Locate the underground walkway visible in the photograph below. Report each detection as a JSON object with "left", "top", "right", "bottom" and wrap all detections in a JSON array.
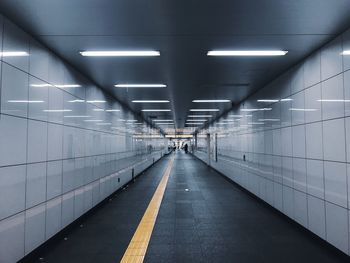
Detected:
[{"left": 21, "top": 152, "right": 348, "bottom": 263}]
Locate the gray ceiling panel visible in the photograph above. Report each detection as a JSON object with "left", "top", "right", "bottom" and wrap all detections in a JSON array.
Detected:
[{"left": 1, "top": 0, "right": 350, "bottom": 130}]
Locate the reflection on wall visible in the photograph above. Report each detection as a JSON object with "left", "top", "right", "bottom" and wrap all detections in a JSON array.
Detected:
[
  {"left": 195, "top": 29, "right": 350, "bottom": 255},
  {"left": 0, "top": 16, "right": 167, "bottom": 263}
]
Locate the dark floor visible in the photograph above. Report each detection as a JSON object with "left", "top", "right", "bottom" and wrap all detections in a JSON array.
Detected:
[{"left": 23, "top": 152, "right": 349, "bottom": 263}]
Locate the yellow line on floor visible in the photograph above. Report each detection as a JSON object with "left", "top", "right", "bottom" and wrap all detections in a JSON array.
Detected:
[{"left": 120, "top": 156, "right": 175, "bottom": 263}]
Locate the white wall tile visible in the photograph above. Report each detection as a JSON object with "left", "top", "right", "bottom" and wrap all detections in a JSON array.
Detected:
[
  {"left": 291, "top": 91, "right": 305, "bottom": 125},
  {"left": 282, "top": 157, "right": 293, "bottom": 187},
  {"left": 293, "top": 190, "right": 308, "bottom": 227},
  {"left": 293, "top": 158, "right": 307, "bottom": 192},
  {"left": 307, "top": 196, "right": 326, "bottom": 239},
  {"left": 346, "top": 117, "right": 350, "bottom": 163},
  {"left": 305, "top": 122, "right": 323, "bottom": 159},
  {"left": 29, "top": 39, "right": 49, "bottom": 82},
  {"left": 26, "top": 162, "right": 46, "bottom": 209},
  {"left": 321, "top": 36, "right": 343, "bottom": 80},
  {"left": 27, "top": 120, "right": 47, "bottom": 163},
  {"left": 47, "top": 123, "right": 63, "bottom": 161},
  {"left": 343, "top": 28, "right": 350, "bottom": 71},
  {"left": 45, "top": 196, "right": 61, "bottom": 239},
  {"left": 343, "top": 71, "right": 350, "bottom": 117},
  {"left": 282, "top": 186, "right": 294, "bottom": 218},
  {"left": 0, "top": 212, "right": 25, "bottom": 263},
  {"left": 304, "top": 84, "right": 322, "bottom": 123},
  {"left": 325, "top": 202, "right": 349, "bottom": 254},
  {"left": 281, "top": 127, "right": 292, "bottom": 156},
  {"left": 62, "top": 159, "right": 75, "bottom": 193},
  {"left": 2, "top": 19, "right": 29, "bottom": 71},
  {"left": 47, "top": 160, "right": 63, "bottom": 200},
  {"left": 324, "top": 161, "right": 347, "bottom": 208},
  {"left": 28, "top": 76, "right": 49, "bottom": 121},
  {"left": 304, "top": 51, "right": 321, "bottom": 88},
  {"left": 321, "top": 74, "right": 345, "bottom": 120},
  {"left": 0, "top": 165, "right": 26, "bottom": 220},
  {"left": 291, "top": 64, "right": 304, "bottom": 94},
  {"left": 306, "top": 159, "right": 324, "bottom": 199},
  {"left": 323, "top": 118, "right": 346, "bottom": 162},
  {"left": 1, "top": 63, "right": 28, "bottom": 118},
  {"left": 24, "top": 203, "right": 45, "bottom": 255},
  {"left": 292, "top": 125, "right": 306, "bottom": 158},
  {"left": 62, "top": 191, "right": 74, "bottom": 227},
  {"left": 0, "top": 115, "right": 27, "bottom": 166},
  {"left": 48, "top": 87, "right": 64, "bottom": 124}
]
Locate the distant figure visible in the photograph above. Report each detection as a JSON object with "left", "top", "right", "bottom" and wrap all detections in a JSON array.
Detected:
[{"left": 184, "top": 144, "right": 188, "bottom": 154}]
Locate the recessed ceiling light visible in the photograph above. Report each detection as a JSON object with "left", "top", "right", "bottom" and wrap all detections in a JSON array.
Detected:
[
  {"left": 132, "top": 100, "right": 170, "bottom": 103},
  {"left": 8, "top": 100, "right": 44, "bottom": 103},
  {"left": 142, "top": 109, "right": 171, "bottom": 112},
  {"left": 187, "top": 115, "right": 212, "bottom": 117},
  {"left": 80, "top": 51, "right": 160, "bottom": 57},
  {"left": 192, "top": 99, "right": 231, "bottom": 103},
  {"left": 153, "top": 119, "right": 173, "bottom": 122},
  {"left": 341, "top": 50, "right": 350, "bottom": 55},
  {"left": 84, "top": 119, "right": 103, "bottom": 122},
  {"left": 31, "top": 84, "right": 53, "bottom": 88},
  {"left": 190, "top": 109, "right": 219, "bottom": 112},
  {"left": 86, "top": 100, "right": 106, "bottom": 103},
  {"left": 115, "top": 84, "right": 166, "bottom": 88},
  {"left": 257, "top": 99, "right": 279, "bottom": 103},
  {"left": 289, "top": 108, "right": 317, "bottom": 112},
  {"left": 187, "top": 119, "right": 207, "bottom": 122},
  {"left": 43, "top": 109, "right": 72, "bottom": 112},
  {"left": 207, "top": 50, "right": 288, "bottom": 56},
  {"left": 280, "top": 98, "right": 293, "bottom": 102},
  {"left": 55, "top": 84, "right": 81, "bottom": 88},
  {"left": 93, "top": 109, "right": 104, "bottom": 111},
  {"left": 0, "top": 51, "right": 29, "bottom": 57},
  {"left": 105, "top": 109, "right": 121, "bottom": 112},
  {"left": 258, "top": 119, "right": 280, "bottom": 121},
  {"left": 317, "top": 99, "right": 350, "bottom": 102},
  {"left": 64, "top": 115, "right": 91, "bottom": 118},
  {"left": 68, "top": 99, "right": 85, "bottom": 103}
]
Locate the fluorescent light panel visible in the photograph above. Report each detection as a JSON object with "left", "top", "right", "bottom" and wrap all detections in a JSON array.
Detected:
[
  {"left": 44, "top": 109, "right": 72, "bottom": 112},
  {"left": 132, "top": 100, "right": 169, "bottom": 103},
  {"left": 142, "top": 109, "right": 171, "bottom": 112},
  {"left": 115, "top": 84, "right": 166, "bottom": 88},
  {"left": 341, "top": 50, "right": 350, "bottom": 55},
  {"left": 190, "top": 109, "right": 219, "bottom": 112},
  {"left": 8, "top": 100, "right": 44, "bottom": 103},
  {"left": 188, "top": 115, "right": 212, "bottom": 117},
  {"left": 207, "top": 50, "right": 288, "bottom": 56},
  {"left": 80, "top": 51, "right": 160, "bottom": 57},
  {"left": 192, "top": 99, "right": 230, "bottom": 103},
  {"left": 0, "top": 51, "right": 29, "bottom": 57},
  {"left": 257, "top": 99, "right": 279, "bottom": 103},
  {"left": 153, "top": 119, "right": 173, "bottom": 122}
]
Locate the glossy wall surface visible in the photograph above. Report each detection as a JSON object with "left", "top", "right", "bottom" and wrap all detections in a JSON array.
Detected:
[
  {"left": 0, "top": 16, "right": 167, "bottom": 263},
  {"left": 195, "top": 28, "right": 350, "bottom": 255}
]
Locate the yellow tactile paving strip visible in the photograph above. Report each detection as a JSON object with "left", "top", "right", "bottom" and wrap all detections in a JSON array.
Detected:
[{"left": 120, "top": 156, "right": 175, "bottom": 263}]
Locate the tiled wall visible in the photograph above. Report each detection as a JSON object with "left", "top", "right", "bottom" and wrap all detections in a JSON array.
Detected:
[
  {"left": 195, "top": 28, "right": 350, "bottom": 255},
  {"left": 0, "top": 16, "right": 167, "bottom": 263}
]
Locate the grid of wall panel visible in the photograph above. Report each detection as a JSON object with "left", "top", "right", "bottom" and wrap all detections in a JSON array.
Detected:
[
  {"left": 195, "top": 28, "right": 350, "bottom": 255},
  {"left": 0, "top": 16, "right": 167, "bottom": 263}
]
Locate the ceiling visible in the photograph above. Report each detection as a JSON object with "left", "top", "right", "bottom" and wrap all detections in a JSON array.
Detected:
[{"left": 1, "top": 0, "right": 350, "bottom": 131}]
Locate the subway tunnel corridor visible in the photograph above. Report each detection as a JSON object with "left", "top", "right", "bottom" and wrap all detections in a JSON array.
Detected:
[{"left": 0, "top": 1, "right": 350, "bottom": 262}]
